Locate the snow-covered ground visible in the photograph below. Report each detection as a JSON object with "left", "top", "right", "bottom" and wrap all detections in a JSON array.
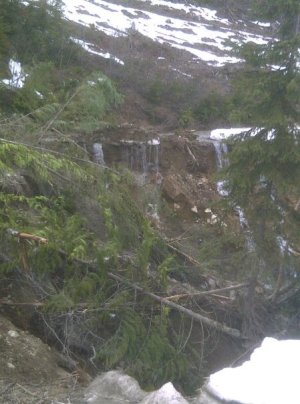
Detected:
[
  {"left": 210, "top": 127, "right": 252, "bottom": 140},
  {"left": 204, "top": 337, "right": 300, "bottom": 404},
  {"left": 71, "top": 38, "right": 125, "bottom": 65},
  {"left": 62, "top": 0, "right": 271, "bottom": 67}
]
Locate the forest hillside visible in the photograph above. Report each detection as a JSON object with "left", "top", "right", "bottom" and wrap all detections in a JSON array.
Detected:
[{"left": 1, "top": 1, "right": 300, "bottom": 403}]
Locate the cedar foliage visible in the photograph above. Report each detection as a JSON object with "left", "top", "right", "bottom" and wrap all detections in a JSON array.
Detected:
[
  {"left": 0, "top": 138, "right": 196, "bottom": 391},
  {"left": 225, "top": 0, "right": 300, "bottom": 290},
  {"left": 0, "top": 1, "right": 196, "bottom": 391}
]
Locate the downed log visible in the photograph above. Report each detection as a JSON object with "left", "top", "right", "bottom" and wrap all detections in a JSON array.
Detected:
[
  {"left": 107, "top": 272, "right": 242, "bottom": 339},
  {"left": 165, "top": 282, "right": 249, "bottom": 301},
  {"left": 0, "top": 300, "right": 44, "bottom": 307},
  {"left": 7, "top": 243, "right": 241, "bottom": 338},
  {"left": 55, "top": 250, "right": 242, "bottom": 338}
]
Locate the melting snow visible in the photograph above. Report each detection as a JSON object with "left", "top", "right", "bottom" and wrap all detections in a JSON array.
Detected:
[
  {"left": 170, "top": 67, "right": 193, "bottom": 78},
  {"left": 35, "top": 90, "right": 44, "bottom": 99},
  {"left": 72, "top": 37, "right": 124, "bottom": 65},
  {"left": 206, "top": 337, "right": 300, "bottom": 404},
  {"left": 252, "top": 20, "right": 271, "bottom": 28},
  {"left": 2, "top": 59, "right": 27, "bottom": 88},
  {"left": 210, "top": 127, "right": 251, "bottom": 140},
  {"left": 62, "top": 0, "right": 270, "bottom": 66},
  {"left": 148, "top": 138, "right": 160, "bottom": 145}
]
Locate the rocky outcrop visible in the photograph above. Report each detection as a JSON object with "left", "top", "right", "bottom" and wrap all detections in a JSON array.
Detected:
[{"left": 90, "top": 131, "right": 217, "bottom": 220}]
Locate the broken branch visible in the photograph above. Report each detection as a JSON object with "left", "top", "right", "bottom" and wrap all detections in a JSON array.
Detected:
[
  {"left": 107, "top": 271, "right": 242, "bottom": 338},
  {"left": 8, "top": 229, "right": 48, "bottom": 244},
  {"left": 165, "top": 283, "right": 249, "bottom": 301}
]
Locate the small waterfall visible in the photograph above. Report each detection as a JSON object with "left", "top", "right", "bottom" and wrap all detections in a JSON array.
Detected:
[
  {"left": 120, "top": 138, "right": 162, "bottom": 224},
  {"left": 147, "top": 138, "right": 160, "bottom": 173},
  {"left": 212, "top": 137, "right": 298, "bottom": 289},
  {"left": 146, "top": 139, "right": 161, "bottom": 225},
  {"left": 93, "top": 143, "right": 105, "bottom": 166},
  {"left": 121, "top": 139, "right": 160, "bottom": 175},
  {"left": 212, "top": 140, "right": 255, "bottom": 252},
  {"left": 213, "top": 141, "right": 228, "bottom": 170},
  {"left": 213, "top": 141, "right": 229, "bottom": 197}
]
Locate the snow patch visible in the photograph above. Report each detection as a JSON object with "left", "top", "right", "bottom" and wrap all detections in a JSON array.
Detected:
[
  {"left": 147, "top": 138, "right": 160, "bottom": 145},
  {"left": 205, "top": 337, "right": 300, "bottom": 404},
  {"left": 210, "top": 127, "right": 251, "bottom": 140},
  {"left": 2, "top": 59, "right": 27, "bottom": 89},
  {"left": 62, "top": 0, "right": 270, "bottom": 66},
  {"left": 71, "top": 37, "right": 124, "bottom": 65}
]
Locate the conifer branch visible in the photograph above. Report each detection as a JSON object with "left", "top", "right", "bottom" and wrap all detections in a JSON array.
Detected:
[
  {"left": 56, "top": 250, "right": 242, "bottom": 338},
  {"left": 107, "top": 272, "right": 242, "bottom": 339}
]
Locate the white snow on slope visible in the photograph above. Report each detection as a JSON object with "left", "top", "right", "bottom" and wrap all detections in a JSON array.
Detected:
[
  {"left": 62, "top": 0, "right": 270, "bottom": 66},
  {"left": 205, "top": 337, "right": 300, "bottom": 404},
  {"left": 2, "top": 59, "right": 27, "bottom": 88},
  {"left": 72, "top": 37, "right": 124, "bottom": 65},
  {"left": 210, "top": 127, "right": 251, "bottom": 140}
]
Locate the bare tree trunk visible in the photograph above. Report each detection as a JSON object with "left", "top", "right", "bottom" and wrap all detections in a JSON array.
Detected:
[{"left": 108, "top": 272, "right": 242, "bottom": 338}]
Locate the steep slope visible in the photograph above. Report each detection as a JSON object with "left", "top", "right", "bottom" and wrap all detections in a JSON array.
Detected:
[
  {"left": 55, "top": 0, "right": 273, "bottom": 128},
  {"left": 64, "top": 0, "right": 271, "bottom": 67}
]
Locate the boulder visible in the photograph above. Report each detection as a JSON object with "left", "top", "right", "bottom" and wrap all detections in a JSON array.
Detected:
[
  {"left": 141, "top": 382, "right": 189, "bottom": 404},
  {"left": 84, "top": 370, "right": 188, "bottom": 404},
  {"left": 84, "top": 371, "right": 147, "bottom": 403}
]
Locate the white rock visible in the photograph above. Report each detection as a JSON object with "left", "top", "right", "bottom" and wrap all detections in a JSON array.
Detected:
[
  {"left": 141, "top": 382, "right": 189, "bottom": 404},
  {"left": 84, "top": 370, "right": 146, "bottom": 403},
  {"left": 8, "top": 330, "right": 19, "bottom": 338},
  {"left": 7, "top": 362, "right": 15, "bottom": 369},
  {"left": 210, "top": 214, "right": 218, "bottom": 224}
]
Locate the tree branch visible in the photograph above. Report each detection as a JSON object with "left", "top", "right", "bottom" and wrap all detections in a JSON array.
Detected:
[
  {"left": 165, "top": 282, "right": 249, "bottom": 301},
  {"left": 107, "top": 272, "right": 242, "bottom": 338}
]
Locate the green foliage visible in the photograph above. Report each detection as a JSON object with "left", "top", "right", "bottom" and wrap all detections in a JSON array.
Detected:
[
  {"left": 0, "top": 0, "right": 80, "bottom": 66},
  {"left": 60, "top": 72, "right": 122, "bottom": 133},
  {"left": 11, "top": 62, "right": 59, "bottom": 112},
  {"left": 0, "top": 0, "right": 122, "bottom": 127},
  {"left": 227, "top": 128, "right": 300, "bottom": 204},
  {"left": 194, "top": 92, "right": 231, "bottom": 124},
  {"left": 97, "top": 308, "right": 189, "bottom": 390},
  {"left": 100, "top": 175, "right": 145, "bottom": 250},
  {"left": 223, "top": 0, "right": 300, "bottom": 284},
  {"left": 145, "top": 80, "right": 164, "bottom": 104},
  {"left": 45, "top": 291, "right": 75, "bottom": 313},
  {"left": 0, "top": 135, "right": 196, "bottom": 391},
  {"left": 0, "top": 141, "right": 91, "bottom": 185},
  {"left": 157, "top": 255, "right": 174, "bottom": 289},
  {"left": 197, "top": 226, "right": 245, "bottom": 279},
  {"left": 179, "top": 108, "right": 194, "bottom": 128},
  {"left": 136, "top": 221, "right": 156, "bottom": 277},
  {"left": 253, "top": 0, "right": 300, "bottom": 39}
]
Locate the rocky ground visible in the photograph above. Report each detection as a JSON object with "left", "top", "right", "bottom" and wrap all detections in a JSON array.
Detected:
[{"left": 0, "top": 315, "right": 87, "bottom": 403}]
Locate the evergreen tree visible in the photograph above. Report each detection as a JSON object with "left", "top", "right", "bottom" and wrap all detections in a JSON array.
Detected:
[{"left": 226, "top": 0, "right": 300, "bottom": 309}]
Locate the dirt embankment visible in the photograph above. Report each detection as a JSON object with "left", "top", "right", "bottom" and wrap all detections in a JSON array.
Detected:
[{"left": 0, "top": 314, "right": 89, "bottom": 403}]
